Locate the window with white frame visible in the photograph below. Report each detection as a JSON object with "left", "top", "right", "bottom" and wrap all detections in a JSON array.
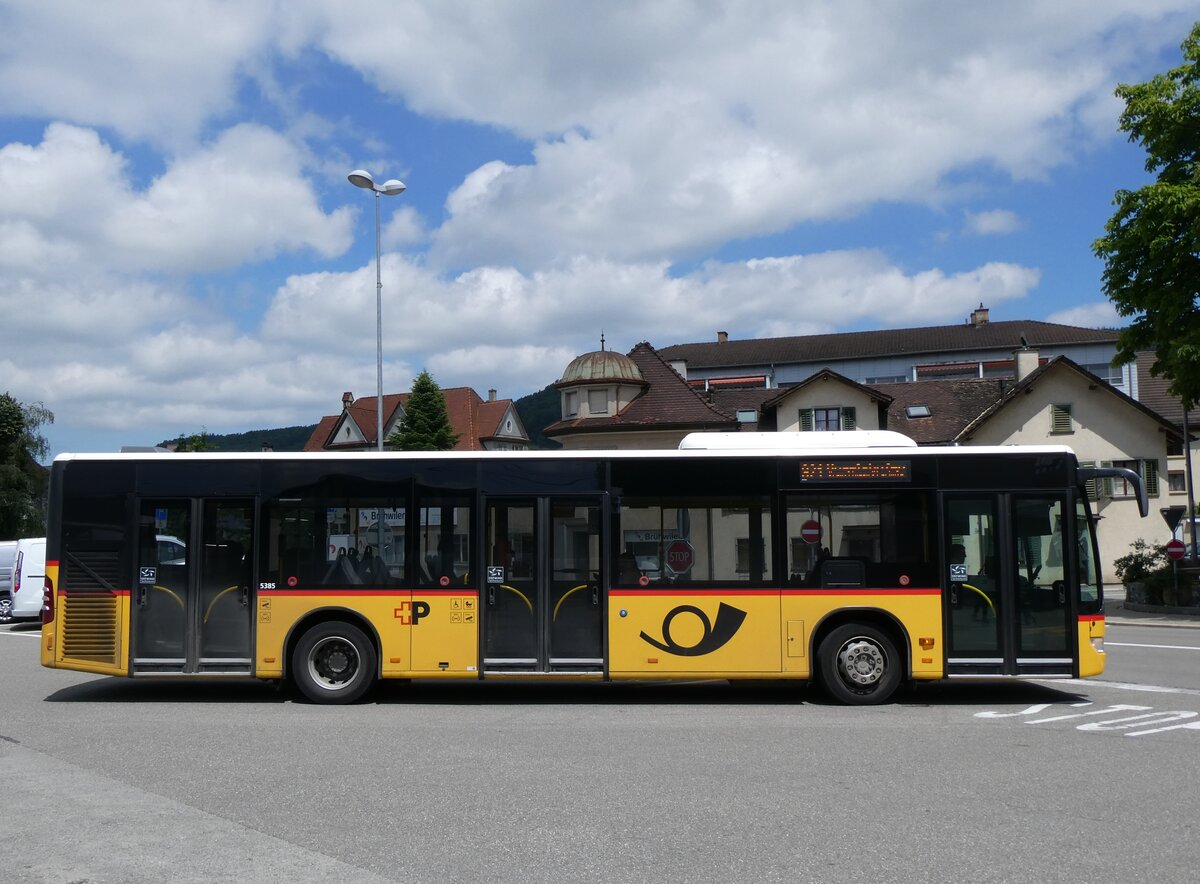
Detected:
[{"left": 1169, "top": 471, "right": 1187, "bottom": 494}]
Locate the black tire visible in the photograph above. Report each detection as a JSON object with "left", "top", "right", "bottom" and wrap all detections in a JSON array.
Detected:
[
  {"left": 816, "top": 623, "right": 902, "bottom": 705},
  {"left": 292, "top": 621, "right": 377, "bottom": 704}
]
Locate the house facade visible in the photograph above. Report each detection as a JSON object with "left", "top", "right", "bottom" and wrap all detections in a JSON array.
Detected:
[
  {"left": 305, "top": 387, "right": 530, "bottom": 452},
  {"left": 546, "top": 335, "right": 1181, "bottom": 579}
]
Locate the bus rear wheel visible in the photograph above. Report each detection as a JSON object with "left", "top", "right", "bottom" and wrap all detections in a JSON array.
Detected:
[
  {"left": 292, "top": 621, "right": 377, "bottom": 704},
  {"left": 817, "top": 623, "right": 902, "bottom": 705}
]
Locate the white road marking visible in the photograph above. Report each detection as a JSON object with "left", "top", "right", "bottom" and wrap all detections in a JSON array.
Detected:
[
  {"left": 1048, "top": 678, "right": 1200, "bottom": 697},
  {"left": 1107, "top": 641, "right": 1200, "bottom": 651}
]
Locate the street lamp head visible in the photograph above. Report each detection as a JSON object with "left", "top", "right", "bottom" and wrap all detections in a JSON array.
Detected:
[
  {"left": 379, "top": 179, "right": 407, "bottom": 196},
  {"left": 348, "top": 169, "right": 376, "bottom": 190}
]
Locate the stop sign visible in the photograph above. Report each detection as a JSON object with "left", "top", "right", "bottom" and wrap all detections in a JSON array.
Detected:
[
  {"left": 1166, "top": 538, "right": 1186, "bottom": 560},
  {"left": 799, "top": 519, "right": 822, "bottom": 544},
  {"left": 665, "top": 539, "right": 695, "bottom": 575}
]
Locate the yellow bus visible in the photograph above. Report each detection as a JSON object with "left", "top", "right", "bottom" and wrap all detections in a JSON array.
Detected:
[{"left": 39, "top": 432, "right": 1145, "bottom": 704}]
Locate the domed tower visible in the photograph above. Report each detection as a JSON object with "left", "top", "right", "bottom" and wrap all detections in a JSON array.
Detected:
[{"left": 555, "top": 339, "right": 648, "bottom": 422}]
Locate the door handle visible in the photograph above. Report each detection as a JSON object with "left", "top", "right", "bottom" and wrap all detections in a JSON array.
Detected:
[
  {"left": 240, "top": 583, "right": 249, "bottom": 607},
  {"left": 137, "top": 585, "right": 147, "bottom": 607},
  {"left": 591, "top": 583, "right": 599, "bottom": 606},
  {"left": 487, "top": 585, "right": 495, "bottom": 606}
]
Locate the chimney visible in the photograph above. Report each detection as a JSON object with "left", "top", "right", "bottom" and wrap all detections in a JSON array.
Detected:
[
  {"left": 342, "top": 391, "right": 354, "bottom": 408},
  {"left": 970, "top": 304, "right": 990, "bottom": 327},
  {"left": 1015, "top": 347, "right": 1039, "bottom": 381},
  {"left": 717, "top": 331, "right": 729, "bottom": 343},
  {"left": 488, "top": 389, "right": 497, "bottom": 402}
]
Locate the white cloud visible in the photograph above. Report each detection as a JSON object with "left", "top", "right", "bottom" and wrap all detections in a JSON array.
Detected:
[
  {"left": 0, "top": 123, "right": 354, "bottom": 276},
  {"left": 964, "top": 209, "right": 1022, "bottom": 236},
  {"left": 1047, "top": 301, "right": 1123, "bottom": 328}
]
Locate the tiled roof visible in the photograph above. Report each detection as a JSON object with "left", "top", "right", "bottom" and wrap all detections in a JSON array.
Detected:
[
  {"left": 302, "top": 415, "right": 340, "bottom": 452},
  {"left": 545, "top": 342, "right": 737, "bottom": 437},
  {"left": 660, "top": 320, "right": 1120, "bottom": 370},
  {"left": 873, "top": 379, "right": 1009, "bottom": 444},
  {"left": 305, "top": 388, "right": 524, "bottom": 451}
]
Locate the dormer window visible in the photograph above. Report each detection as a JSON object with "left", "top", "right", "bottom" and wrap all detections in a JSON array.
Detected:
[{"left": 565, "top": 391, "right": 579, "bottom": 417}]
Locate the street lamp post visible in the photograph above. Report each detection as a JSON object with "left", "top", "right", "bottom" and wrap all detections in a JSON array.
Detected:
[{"left": 347, "top": 169, "right": 406, "bottom": 452}]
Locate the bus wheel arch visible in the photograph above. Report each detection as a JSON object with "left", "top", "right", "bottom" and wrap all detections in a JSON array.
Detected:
[
  {"left": 287, "top": 611, "right": 380, "bottom": 704},
  {"left": 812, "top": 612, "right": 908, "bottom": 705}
]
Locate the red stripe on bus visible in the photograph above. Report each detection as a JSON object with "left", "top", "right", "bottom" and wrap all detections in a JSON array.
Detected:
[
  {"left": 260, "top": 589, "right": 415, "bottom": 597},
  {"left": 610, "top": 588, "right": 779, "bottom": 598},
  {"left": 609, "top": 587, "right": 939, "bottom": 598},
  {"left": 1078, "top": 614, "right": 1104, "bottom": 622}
]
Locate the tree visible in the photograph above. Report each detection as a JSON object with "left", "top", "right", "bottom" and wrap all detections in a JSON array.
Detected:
[
  {"left": 169, "top": 428, "right": 216, "bottom": 452},
  {"left": 387, "top": 371, "right": 461, "bottom": 451},
  {"left": 0, "top": 393, "right": 54, "bottom": 538},
  {"left": 1094, "top": 21, "right": 1200, "bottom": 406}
]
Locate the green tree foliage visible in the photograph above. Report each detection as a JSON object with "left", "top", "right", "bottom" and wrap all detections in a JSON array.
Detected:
[
  {"left": 1094, "top": 21, "right": 1200, "bottom": 405},
  {"left": 169, "top": 428, "right": 216, "bottom": 452},
  {"left": 388, "top": 371, "right": 461, "bottom": 451},
  {"left": 514, "top": 384, "right": 563, "bottom": 449},
  {"left": 0, "top": 393, "right": 54, "bottom": 538}
]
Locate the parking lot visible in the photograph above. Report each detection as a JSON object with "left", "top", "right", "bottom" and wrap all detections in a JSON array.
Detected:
[{"left": 4, "top": 619, "right": 1200, "bottom": 883}]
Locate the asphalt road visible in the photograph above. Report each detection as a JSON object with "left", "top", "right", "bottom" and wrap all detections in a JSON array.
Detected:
[{"left": 3, "top": 620, "right": 1200, "bottom": 883}]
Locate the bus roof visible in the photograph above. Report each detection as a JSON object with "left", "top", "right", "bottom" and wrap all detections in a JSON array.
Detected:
[{"left": 52, "top": 434, "right": 1078, "bottom": 464}]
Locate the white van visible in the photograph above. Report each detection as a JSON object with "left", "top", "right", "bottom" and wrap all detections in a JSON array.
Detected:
[
  {"left": 10, "top": 537, "right": 46, "bottom": 621},
  {"left": 0, "top": 540, "right": 17, "bottom": 622}
]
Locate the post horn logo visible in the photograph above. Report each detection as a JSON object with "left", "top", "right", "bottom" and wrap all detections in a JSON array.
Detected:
[{"left": 639, "top": 602, "right": 747, "bottom": 657}]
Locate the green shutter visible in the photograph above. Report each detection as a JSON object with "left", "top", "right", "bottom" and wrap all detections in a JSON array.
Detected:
[
  {"left": 799, "top": 408, "right": 814, "bottom": 432},
  {"left": 1143, "top": 458, "right": 1160, "bottom": 497},
  {"left": 1080, "top": 460, "right": 1098, "bottom": 500},
  {"left": 842, "top": 406, "right": 856, "bottom": 430},
  {"left": 1051, "top": 404, "right": 1072, "bottom": 434}
]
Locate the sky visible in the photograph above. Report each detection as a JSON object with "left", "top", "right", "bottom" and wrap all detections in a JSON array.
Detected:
[{"left": 1, "top": 1, "right": 1196, "bottom": 460}]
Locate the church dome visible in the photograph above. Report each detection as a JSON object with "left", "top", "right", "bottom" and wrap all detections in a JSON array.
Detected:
[{"left": 557, "top": 350, "right": 644, "bottom": 385}]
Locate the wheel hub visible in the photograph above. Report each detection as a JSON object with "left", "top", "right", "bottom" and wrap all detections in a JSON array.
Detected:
[{"left": 838, "top": 639, "right": 885, "bottom": 686}]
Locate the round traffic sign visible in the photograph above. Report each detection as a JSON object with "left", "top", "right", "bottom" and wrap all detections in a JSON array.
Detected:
[
  {"left": 1166, "top": 538, "right": 1186, "bottom": 560},
  {"left": 665, "top": 539, "right": 695, "bottom": 575},
  {"left": 799, "top": 519, "right": 822, "bottom": 544}
]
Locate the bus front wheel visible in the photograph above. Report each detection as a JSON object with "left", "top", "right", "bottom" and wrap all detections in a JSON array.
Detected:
[
  {"left": 817, "top": 624, "right": 902, "bottom": 705},
  {"left": 292, "top": 621, "right": 377, "bottom": 704}
]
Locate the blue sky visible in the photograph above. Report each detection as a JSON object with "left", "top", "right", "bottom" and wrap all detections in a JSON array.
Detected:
[{"left": 1, "top": 1, "right": 1195, "bottom": 459}]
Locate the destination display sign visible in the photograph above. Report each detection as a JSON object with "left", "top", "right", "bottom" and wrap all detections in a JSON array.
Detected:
[{"left": 796, "top": 459, "right": 912, "bottom": 483}]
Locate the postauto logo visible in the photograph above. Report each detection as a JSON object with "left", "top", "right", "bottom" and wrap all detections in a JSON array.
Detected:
[{"left": 639, "top": 603, "right": 747, "bottom": 657}]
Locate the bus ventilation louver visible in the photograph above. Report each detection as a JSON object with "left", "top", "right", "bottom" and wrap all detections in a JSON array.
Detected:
[{"left": 61, "top": 593, "right": 120, "bottom": 665}]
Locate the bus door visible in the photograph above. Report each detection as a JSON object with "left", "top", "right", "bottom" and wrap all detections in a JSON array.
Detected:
[
  {"left": 944, "top": 493, "right": 1073, "bottom": 677},
  {"left": 133, "top": 498, "right": 255, "bottom": 674},
  {"left": 482, "top": 497, "right": 604, "bottom": 673}
]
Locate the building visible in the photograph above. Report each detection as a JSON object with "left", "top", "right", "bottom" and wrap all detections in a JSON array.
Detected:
[
  {"left": 305, "top": 387, "right": 530, "bottom": 452},
  {"left": 546, "top": 334, "right": 1182, "bottom": 578}
]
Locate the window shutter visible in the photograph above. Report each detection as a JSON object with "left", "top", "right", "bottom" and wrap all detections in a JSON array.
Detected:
[
  {"left": 842, "top": 406, "right": 857, "bottom": 430},
  {"left": 1143, "top": 458, "right": 1160, "bottom": 497},
  {"left": 1080, "top": 460, "right": 1099, "bottom": 500},
  {"left": 799, "top": 408, "right": 814, "bottom": 432},
  {"left": 1051, "top": 404, "right": 1073, "bottom": 434},
  {"left": 1100, "top": 460, "right": 1114, "bottom": 498}
]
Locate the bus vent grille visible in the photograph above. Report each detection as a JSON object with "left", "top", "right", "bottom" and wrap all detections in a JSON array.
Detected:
[
  {"left": 62, "top": 594, "right": 120, "bottom": 665},
  {"left": 63, "top": 550, "right": 123, "bottom": 592}
]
